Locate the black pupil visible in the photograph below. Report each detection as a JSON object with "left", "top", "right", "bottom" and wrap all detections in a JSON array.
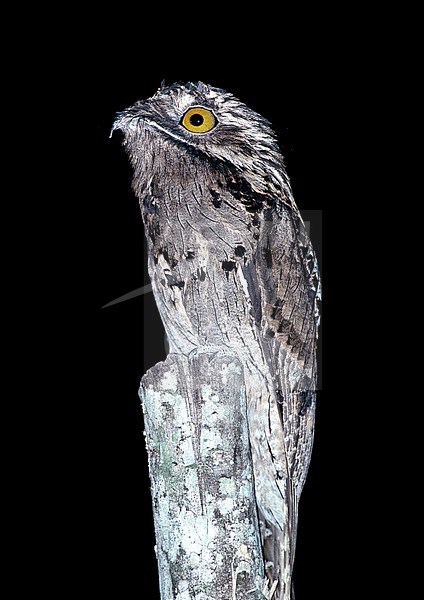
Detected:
[{"left": 189, "top": 113, "right": 204, "bottom": 127}]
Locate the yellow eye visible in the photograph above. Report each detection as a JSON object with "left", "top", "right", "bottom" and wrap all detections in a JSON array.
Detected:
[{"left": 181, "top": 107, "right": 217, "bottom": 133}]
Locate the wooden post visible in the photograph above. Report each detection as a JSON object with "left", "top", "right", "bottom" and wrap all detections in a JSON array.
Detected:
[{"left": 140, "top": 351, "right": 275, "bottom": 600}]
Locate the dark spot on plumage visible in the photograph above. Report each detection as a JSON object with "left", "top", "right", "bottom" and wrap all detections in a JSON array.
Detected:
[
  {"left": 251, "top": 214, "right": 260, "bottom": 227},
  {"left": 221, "top": 260, "right": 236, "bottom": 280},
  {"left": 209, "top": 188, "right": 221, "bottom": 208},
  {"left": 221, "top": 260, "right": 236, "bottom": 272},
  {"left": 253, "top": 232, "right": 260, "bottom": 240},
  {"left": 165, "top": 273, "right": 185, "bottom": 289},
  {"left": 315, "top": 292, "right": 322, "bottom": 309},
  {"left": 226, "top": 181, "right": 242, "bottom": 201},
  {"left": 186, "top": 251, "right": 195, "bottom": 260},
  {"left": 244, "top": 202, "right": 263, "bottom": 214},
  {"left": 226, "top": 178, "right": 267, "bottom": 213},
  {"left": 234, "top": 245, "right": 246, "bottom": 257},
  {"left": 275, "top": 317, "right": 304, "bottom": 354},
  {"left": 277, "top": 319, "right": 286, "bottom": 334}
]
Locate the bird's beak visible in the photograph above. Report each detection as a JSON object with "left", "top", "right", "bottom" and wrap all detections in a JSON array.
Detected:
[
  {"left": 110, "top": 113, "right": 132, "bottom": 138},
  {"left": 110, "top": 104, "right": 151, "bottom": 139}
]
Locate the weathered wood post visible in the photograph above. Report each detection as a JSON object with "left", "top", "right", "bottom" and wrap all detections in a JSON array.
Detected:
[{"left": 140, "top": 352, "right": 274, "bottom": 600}]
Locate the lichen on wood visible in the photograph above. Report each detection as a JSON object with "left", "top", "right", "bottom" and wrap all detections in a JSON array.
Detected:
[{"left": 140, "top": 351, "right": 275, "bottom": 599}]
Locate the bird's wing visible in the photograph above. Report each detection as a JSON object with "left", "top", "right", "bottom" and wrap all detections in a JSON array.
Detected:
[
  {"left": 241, "top": 202, "right": 321, "bottom": 497},
  {"left": 238, "top": 200, "right": 320, "bottom": 596}
]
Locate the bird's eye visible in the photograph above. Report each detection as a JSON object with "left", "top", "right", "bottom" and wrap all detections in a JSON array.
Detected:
[{"left": 181, "top": 107, "right": 217, "bottom": 133}]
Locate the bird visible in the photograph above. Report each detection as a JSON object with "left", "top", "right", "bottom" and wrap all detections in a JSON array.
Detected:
[{"left": 112, "top": 81, "right": 321, "bottom": 599}]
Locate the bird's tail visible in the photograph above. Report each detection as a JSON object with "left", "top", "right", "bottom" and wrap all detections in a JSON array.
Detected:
[{"left": 259, "top": 490, "right": 298, "bottom": 600}]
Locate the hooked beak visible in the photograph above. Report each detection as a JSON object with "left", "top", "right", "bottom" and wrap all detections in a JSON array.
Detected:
[{"left": 110, "top": 102, "right": 151, "bottom": 138}]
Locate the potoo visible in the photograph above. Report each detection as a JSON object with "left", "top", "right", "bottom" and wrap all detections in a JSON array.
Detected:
[{"left": 113, "top": 82, "right": 321, "bottom": 599}]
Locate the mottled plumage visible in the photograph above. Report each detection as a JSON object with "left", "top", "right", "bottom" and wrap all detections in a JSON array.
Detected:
[{"left": 113, "top": 82, "right": 321, "bottom": 599}]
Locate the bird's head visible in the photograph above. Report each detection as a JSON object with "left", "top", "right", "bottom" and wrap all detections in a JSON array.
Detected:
[{"left": 112, "top": 81, "right": 290, "bottom": 196}]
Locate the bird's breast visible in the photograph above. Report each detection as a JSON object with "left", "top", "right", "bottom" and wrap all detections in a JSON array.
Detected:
[{"left": 142, "top": 184, "right": 262, "bottom": 358}]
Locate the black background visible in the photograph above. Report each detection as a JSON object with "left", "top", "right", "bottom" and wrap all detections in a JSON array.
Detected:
[{"left": 30, "top": 35, "right": 364, "bottom": 600}]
